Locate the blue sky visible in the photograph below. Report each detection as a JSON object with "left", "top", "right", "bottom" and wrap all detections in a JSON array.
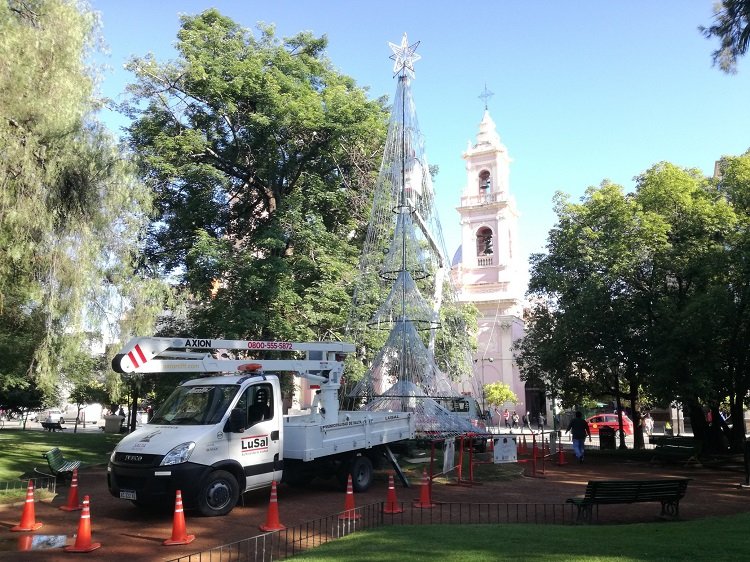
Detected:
[{"left": 90, "top": 1, "right": 750, "bottom": 268}]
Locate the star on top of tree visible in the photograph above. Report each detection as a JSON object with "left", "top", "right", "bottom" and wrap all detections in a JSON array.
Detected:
[{"left": 389, "top": 33, "right": 421, "bottom": 78}]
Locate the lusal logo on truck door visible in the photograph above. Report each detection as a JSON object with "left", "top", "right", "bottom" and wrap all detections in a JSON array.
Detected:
[{"left": 242, "top": 434, "right": 269, "bottom": 454}]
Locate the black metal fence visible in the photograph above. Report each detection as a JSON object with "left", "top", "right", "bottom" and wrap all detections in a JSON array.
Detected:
[
  {"left": 166, "top": 501, "right": 577, "bottom": 562},
  {"left": 0, "top": 475, "right": 57, "bottom": 498}
]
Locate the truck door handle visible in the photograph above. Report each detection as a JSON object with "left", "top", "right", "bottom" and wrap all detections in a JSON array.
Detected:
[{"left": 271, "top": 430, "right": 279, "bottom": 441}]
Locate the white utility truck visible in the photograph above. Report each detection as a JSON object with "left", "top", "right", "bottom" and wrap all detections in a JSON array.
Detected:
[{"left": 108, "top": 337, "right": 415, "bottom": 516}]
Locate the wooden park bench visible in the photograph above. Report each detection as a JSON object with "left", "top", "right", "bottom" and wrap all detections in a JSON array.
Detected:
[
  {"left": 41, "top": 421, "right": 65, "bottom": 432},
  {"left": 35, "top": 447, "right": 81, "bottom": 484},
  {"left": 566, "top": 478, "right": 690, "bottom": 523},
  {"left": 650, "top": 436, "right": 700, "bottom": 466}
]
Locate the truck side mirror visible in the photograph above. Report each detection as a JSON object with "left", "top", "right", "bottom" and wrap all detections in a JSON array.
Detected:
[{"left": 226, "top": 408, "right": 247, "bottom": 433}]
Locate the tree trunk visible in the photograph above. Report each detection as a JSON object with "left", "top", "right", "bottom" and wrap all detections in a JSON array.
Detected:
[
  {"left": 615, "top": 386, "right": 627, "bottom": 450},
  {"left": 729, "top": 391, "right": 747, "bottom": 453},
  {"left": 628, "top": 385, "right": 644, "bottom": 450},
  {"left": 686, "top": 400, "right": 708, "bottom": 454},
  {"left": 706, "top": 405, "right": 729, "bottom": 454}
]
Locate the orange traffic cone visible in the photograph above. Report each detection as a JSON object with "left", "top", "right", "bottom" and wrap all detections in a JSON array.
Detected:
[
  {"left": 522, "top": 435, "right": 528, "bottom": 454},
  {"left": 65, "top": 495, "right": 101, "bottom": 552},
  {"left": 10, "top": 480, "right": 42, "bottom": 531},
  {"left": 163, "top": 490, "right": 195, "bottom": 545},
  {"left": 59, "top": 468, "right": 82, "bottom": 511},
  {"left": 413, "top": 469, "right": 436, "bottom": 509},
  {"left": 338, "top": 474, "right": 361, "bottom": 520},
  {"left": 383, "top": 473, "right": 403, "bottom": 514},
  {"left": 259, "top": 481, "right": 286, "bottom": 531},
  {"left": 557, "top": 440, "right": 568, "bottom": 466}
]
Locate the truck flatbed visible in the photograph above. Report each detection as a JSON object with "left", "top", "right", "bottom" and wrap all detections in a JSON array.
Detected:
[{"left": 283, "top": 411, "right": 414, "bottom": 461}]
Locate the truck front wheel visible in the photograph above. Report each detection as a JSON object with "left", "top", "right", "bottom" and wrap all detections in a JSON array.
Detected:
[
  {"left": 197, "top": 470, "right": 239, "bottom": 516},
  {"left": 350, "top": 456, "right": 373, "bottom": 493}
]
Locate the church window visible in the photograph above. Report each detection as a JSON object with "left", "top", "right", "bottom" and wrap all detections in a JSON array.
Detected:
[
  {"left": 476, "top": 227, "right": 494, "bottom": 265},
  {"left": 478, "top": 170, "right": 491, "bottom": 201}
]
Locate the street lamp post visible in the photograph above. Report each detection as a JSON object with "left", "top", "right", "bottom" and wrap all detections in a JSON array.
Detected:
[{"left": 474, "top": 357, "right": 494, "bottom": 414}]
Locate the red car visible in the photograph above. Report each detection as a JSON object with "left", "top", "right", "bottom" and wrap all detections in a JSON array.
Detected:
[{"left": 586, "top": 413, "right": 633, "bottom": 436}]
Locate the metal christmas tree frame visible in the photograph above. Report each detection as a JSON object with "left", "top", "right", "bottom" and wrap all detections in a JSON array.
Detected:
[{"left": 346, "top": 34, "right": 482, "bottom": 438}]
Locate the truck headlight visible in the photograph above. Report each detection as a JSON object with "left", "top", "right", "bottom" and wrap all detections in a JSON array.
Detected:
[{"left": 160, "top": 442, "right": 195, "bottom": 466}]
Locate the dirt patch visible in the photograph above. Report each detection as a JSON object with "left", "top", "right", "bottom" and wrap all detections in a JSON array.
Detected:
[{"left": 1, "top": 454, "right": 749, "bottom": 561}]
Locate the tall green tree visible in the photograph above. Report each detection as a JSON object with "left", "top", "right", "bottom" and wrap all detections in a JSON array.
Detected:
[
  {"left": 680, "top": 151, "right": 750, "bottom": 450},
  {"left": 701, "top": 0, "right": 750, "bottom": 73},
  {"left": 520, "top": 182, "right": 670, "bottom": 449},
  {"left": 634, "top": 163, "right": 736, "bottom": 449},
  {"left": 0, "top": 0, "right": 164, "bottom": 402},
  {"left": 123, "top": 10, "right": 388, "bottom": 344},
  {"left": 520, "top": 161, "right": 749, "bottom": 452}
]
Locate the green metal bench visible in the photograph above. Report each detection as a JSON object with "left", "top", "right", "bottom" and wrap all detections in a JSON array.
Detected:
[
  {"left": 566, "top": 478, "right": 690, "bottom": 523},
  {"left": 651, "top": 436, "right": 700, "bottom": 466},
  {"left": 41, "top": 421, "right": 64, "bottom": 432},
  {"left": 36, "top": 447, "right": 81, "bottom": 484}
]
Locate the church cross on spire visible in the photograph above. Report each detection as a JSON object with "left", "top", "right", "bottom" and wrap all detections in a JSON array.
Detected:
[{"left": 479, "top": 83, "right": 494, "bottom": 110}]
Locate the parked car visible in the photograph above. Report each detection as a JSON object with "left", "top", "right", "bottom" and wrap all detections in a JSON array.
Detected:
[
  {"left": 33, "top": 409, "right": 66, "bottom": 424},
  {"left": 586, "top": 413, "right": 633, "bottom": 436}
]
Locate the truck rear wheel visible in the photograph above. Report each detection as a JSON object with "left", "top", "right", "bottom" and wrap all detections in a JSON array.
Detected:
[
  {"left": 350, "top": 456, "right": 373, "bottom": 493},
  {"left": 197, "top": 470, "right": 239, "bottom": 516}
]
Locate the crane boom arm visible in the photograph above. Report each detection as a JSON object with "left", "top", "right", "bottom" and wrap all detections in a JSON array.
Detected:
[{"left": 112, "top": 337, "right": 354, "bottom": 376}]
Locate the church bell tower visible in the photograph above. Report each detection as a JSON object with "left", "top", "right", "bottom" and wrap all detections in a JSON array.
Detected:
[{"left": 452, "top": 98, "right": 530, "bottom": 417}]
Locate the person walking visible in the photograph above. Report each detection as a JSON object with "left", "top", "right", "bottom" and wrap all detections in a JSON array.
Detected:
[
  {"left": 566, "top": 411, "right": 591, "bottom": 463},
  {"left": 644, "top": 413, "right": 654, "bottom": 437},
  {"left": 511, "top": 411, "right": 519, "bottom": 432},
  {"left": 503, "top": 408, "right": 510, "bottom": 430},
  {"left": 537, "top": 411, "right": 545, "bottom": 432},
  {"left": 523, "top": 411, "right": 533, "bottom": 434}
]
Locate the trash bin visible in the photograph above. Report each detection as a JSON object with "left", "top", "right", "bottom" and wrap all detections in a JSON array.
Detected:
[{"left": 599, "top": 426, "right": 616, "bottom": 450}]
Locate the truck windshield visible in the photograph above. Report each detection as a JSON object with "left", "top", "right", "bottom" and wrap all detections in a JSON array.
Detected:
[{"left": 149, "top": 384, "right": 239, "bottom": 425}]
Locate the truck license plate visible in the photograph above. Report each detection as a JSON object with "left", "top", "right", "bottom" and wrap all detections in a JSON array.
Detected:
[{"left": 119, "top": 490, "right": 137, "bottom": 500}]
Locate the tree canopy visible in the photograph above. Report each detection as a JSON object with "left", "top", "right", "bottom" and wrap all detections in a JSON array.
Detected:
[
  {"left": 701, "top": 0, "right": 750, "bottom": 73},
  {"left": 0, "top": 0, "right": 164, "bottom": 405},
  {"left": 123, "top": 10, "right": 388, "bottom": 346},
  {"left": 518, "top": 155, "right": 750, "bottom": 451},
  {"left": 483, "top": 382, "right": 518, "bottom": 409}
]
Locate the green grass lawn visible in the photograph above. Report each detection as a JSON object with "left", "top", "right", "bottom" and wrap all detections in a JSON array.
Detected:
[
  {"left": 0, "top": 429, "right": 122, "bottom": 481},
  {"left": 293, "top": 514, "right": 750, "bottom": 561}
]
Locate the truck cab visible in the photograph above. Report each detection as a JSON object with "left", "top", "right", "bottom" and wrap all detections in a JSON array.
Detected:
[
  {"left": 434, "top": 395, "right": 488, "bottom": 430},
  {"left": 108, "top": 373, "right": 284, "bottom": 516},
  {"left": 433, "top": 395, "right": 490, "bottom": 451}
]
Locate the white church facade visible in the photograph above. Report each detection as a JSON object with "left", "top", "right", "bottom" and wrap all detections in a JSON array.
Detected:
[{"left": 451, "top": 109, "right": 544, "bottom": 423}]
